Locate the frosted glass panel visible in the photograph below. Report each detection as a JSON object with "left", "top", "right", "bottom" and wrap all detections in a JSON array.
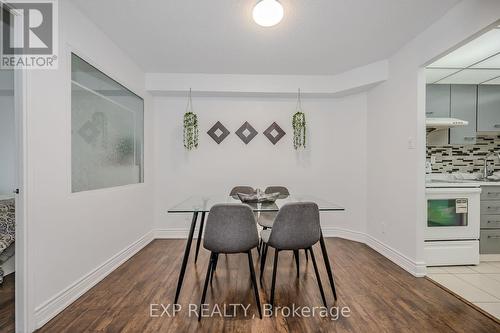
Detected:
[{"left": 71, "top": 54, "right": 144, "bottom": 192}]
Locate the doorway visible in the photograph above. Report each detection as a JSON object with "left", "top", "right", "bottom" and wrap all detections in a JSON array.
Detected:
[
  {"left": 0, "top": 68, "right": 16, "bottom": 332},
  {"left": 424, "top": 23, "right": 500, "bottom": 321}
]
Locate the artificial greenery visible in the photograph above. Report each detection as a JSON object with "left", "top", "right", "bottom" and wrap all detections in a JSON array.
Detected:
[
  {"left": 116, "top": 136, "right": 135, "bottom": 163},
  {"left": 292, "top": 111, "right": 306, "bottom": 149},
  {"left": 183, "top": 88, "right": 199, "bottom": 150},
  {"left": 292, "top": 88, "right": 306, "bottom": 149},
  {"left": 183, "top": 111, "right": 199, "bottom": 150}
]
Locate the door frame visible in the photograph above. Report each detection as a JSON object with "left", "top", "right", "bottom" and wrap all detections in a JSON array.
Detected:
[
  {"left": 14, "top": 66, "right": 30, "bottom": 333},
  {"left": 1, "top": 0, "right": 30, "bottom": 330}
]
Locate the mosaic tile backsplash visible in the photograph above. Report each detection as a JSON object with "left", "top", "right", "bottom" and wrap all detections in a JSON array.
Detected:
[{"left": 427, "top": 135, "right": 500, "bottom": 173}]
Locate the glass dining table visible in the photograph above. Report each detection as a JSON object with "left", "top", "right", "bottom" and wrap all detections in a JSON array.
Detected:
[{"left": 168, "top": 194, "right": 345, "bottom": 304}]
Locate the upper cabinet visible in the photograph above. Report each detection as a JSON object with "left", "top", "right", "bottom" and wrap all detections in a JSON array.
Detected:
[
  {"left": 478, "top": 85, "right": 500, "bottom": 132},
  {"left": 450, "top": 85, "right": 477, "bottom": 145},
  {"left": 426, "top": 84, "right": 450, "bottom": 118}
]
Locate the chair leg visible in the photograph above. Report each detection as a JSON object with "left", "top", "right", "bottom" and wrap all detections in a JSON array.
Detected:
[
  {"left": 247, "top": 250, "right": 262, "bottom": 319},
  {"left": 260, "top": 243, "right": 268, "bottom": 286},
  {"left": 305, "top": 249, "right": 309, "bottom": 261},
  {"left": 308, "top": 247, "right": 327, "bottom": 308},
  {"left": 210, "top": 253, "right": 219, "bottom": 283},
  {"left": 293, "top": 249, "right": 300, "bottom": 278},
  {"left": 199, "top": 252, "right": 215, "bottom": 321},
  {"left": 270, "top": 249, "right": 279, "bottom": 309}
]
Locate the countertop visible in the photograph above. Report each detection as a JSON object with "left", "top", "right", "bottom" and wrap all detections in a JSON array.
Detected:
[{"left": 426, "top": 179, "right": 500, "bottom": 188}]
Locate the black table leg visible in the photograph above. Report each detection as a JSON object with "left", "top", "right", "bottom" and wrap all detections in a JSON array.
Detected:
[
  {"left": 174, "top": 211, "right": 199, "bottom": 304},
  {"left": 194, "top": 211, "right": 206, "bottom": 263},
  {"left": 319, "top": 231, "right": 338, "bottom": 301}
]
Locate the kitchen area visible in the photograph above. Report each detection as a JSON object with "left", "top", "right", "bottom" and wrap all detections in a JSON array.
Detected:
[{"left": 424, "top": 25, "right": 500, "bottom": 320}]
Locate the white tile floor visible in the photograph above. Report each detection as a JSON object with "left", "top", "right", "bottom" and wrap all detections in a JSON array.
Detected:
[{"left": 427, "top": 262, "right": 500, "bottom": 320}]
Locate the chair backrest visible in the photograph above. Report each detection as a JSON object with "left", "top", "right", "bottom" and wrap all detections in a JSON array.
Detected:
[
  {"left": 229, "top": 186, "right": 255, "bottom": 196},
  {"left": 265, "top": 186, "right": 290, "bottom": 197},
  {"left": 268, "top": 202, "right": 320, "bottom": 250},
  {"left": 204, "top": 204, "right": 259, "bottom": 253}
]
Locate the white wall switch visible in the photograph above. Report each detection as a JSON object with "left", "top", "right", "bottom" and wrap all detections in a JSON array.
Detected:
[{"left": 407, "top": 137, "right": 416, "bottom": 149}]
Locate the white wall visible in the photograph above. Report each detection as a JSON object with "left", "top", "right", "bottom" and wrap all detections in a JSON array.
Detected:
[
  {"left": 0, "top": 70, "right": 15, "bottom": 195},
  {"left": 154, "top": 93, "right": 367, "bottom": 238},
  {"left": 366, "top": 0, "right": 500, "bottom": 276},
  {"left": 26, "top": 1, "right": 154, "bottom": 329}
]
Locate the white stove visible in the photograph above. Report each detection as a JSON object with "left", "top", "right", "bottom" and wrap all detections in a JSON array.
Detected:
[{"left": 425, "top": 183, "right": 481, "bottom": 266}]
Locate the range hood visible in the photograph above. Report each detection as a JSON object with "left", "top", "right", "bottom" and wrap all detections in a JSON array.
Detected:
[{"left": 426, "top": 118, "right": 468, "bottom": 130}]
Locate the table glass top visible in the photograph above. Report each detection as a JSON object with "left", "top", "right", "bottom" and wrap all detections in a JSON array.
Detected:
[{"left": 168, "top": 195, "right": 345, "bottom": 213}]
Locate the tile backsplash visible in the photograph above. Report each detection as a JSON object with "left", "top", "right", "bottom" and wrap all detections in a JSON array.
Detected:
[{"left": 427, "top": 135, "right": 500, "bottom": 173}]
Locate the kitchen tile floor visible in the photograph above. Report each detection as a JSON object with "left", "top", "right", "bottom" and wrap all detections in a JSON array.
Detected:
[{"left": 427, "top": 262, "right": 500, "bottom": 320}]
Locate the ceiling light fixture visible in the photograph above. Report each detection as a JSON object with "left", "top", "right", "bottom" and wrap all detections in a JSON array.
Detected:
[{"left": 252, "top": 0, "right": 284, "bottom": 27}]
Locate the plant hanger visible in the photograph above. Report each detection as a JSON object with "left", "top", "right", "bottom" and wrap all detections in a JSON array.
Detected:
[
  {"left": 292, "top": 88, "right": 306, "bottom": 150},
  {"left": 183, "top": 88, "right": 199, "bottom": 150}
]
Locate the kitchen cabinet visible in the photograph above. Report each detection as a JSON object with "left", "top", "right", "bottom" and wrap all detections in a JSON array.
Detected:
[
  {"left": 426, "top": 84, "right": 450, "bottom": 118},
  {"left": 478, "top": 85, "right": 500, "bottom": 132},
  {"left": 450, "top": 85, "right": 477, "bottom": 145},
  {"left": 480, "top": 185, "right": 500, "bottom": 254}
]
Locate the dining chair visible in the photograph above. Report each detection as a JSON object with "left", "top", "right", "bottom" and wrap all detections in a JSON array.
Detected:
[
  {"left": 229, "top": 186, "right": 255, "bottom": 197},
  {"left": 258, "top": 186, "right": 287, "bottom": 255},
  {"left": 259, "top": 202, "right": 327, "bottom": 310},
  {"left": 257, "top": 187, "right": 309, "bottom": 259},
  {"left": 199, "top": 204, "right": 262, "bottom": 321},
  {"left": 264, "top": 186, "right": 290, "bottom": 197},
  {"left": 257, "top": 186, "right": 289, "bottom": 230},
  {"left": 194, "top": 186, "right": 256, "bottom": 264}
]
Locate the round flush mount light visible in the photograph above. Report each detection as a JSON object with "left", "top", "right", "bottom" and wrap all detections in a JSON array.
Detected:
[{"left": 252, "top": 0, "right": 284, "bottom": 27}]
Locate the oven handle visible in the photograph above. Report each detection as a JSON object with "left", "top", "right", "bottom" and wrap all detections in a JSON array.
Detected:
[{"left": 487, "top": 235, "right": 500, "bottom": 239}]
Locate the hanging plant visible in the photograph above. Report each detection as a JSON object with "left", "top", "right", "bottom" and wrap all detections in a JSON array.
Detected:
[
  {"left": 183, "top": 89, "right": 199, "bottom": 150},
  {"left": 292, "top": 89, "right": 306, "bottom": 149}
]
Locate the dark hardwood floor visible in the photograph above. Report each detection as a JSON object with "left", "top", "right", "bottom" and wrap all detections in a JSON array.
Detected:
[
  {"left": 37, "top": 238, "right": 499, "bottom": 332},
  {"left": 0, "top": 273, "right": 15, "bottom": 333}
]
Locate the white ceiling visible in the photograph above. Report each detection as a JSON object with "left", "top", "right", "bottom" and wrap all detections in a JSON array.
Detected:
[
  {"left": 426, "top": 27, "right": 500, "bottom": 84},
  {"left": 70, "top": 0, "right": 459, "bottom": 75}
]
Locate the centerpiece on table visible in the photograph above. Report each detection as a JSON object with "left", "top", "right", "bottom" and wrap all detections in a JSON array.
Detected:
[{"left": 237, "top": 188, "right": 280, "bottom": 203}]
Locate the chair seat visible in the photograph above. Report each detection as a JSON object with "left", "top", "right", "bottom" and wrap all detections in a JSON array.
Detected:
[
  {"left": 257, "top": 212, "right": 276, "bottom": 228},
  {"left": 260, "top": 229, "right": 271, "bottom": 243}
]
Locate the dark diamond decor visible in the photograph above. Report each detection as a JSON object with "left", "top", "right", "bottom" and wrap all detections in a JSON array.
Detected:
[
  {"left": 207, "top": 121, "right": 230, "bottom": 144},
  {"left": 235, "top": 121, "right": 258, "bottom": 144},
  {"left": 263, "top": 122, "right": 286, "bottom": 145}
]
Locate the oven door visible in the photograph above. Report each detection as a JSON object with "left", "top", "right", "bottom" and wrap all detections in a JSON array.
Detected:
[{"left": 425, "top": 187, "right": 481, "bottom": 241}]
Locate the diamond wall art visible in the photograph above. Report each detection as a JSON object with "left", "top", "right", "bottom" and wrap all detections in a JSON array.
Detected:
[
  {"left": 235, "top": 121, "right": 258, "bottom": 144},
  {"left": 207, "top": 121, "right": 230, "bottom": 144},
  {"left": 263, "top": 122, "right": 286, "bottom": 145}
]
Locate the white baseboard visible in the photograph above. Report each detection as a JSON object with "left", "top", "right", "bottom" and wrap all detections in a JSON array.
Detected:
[
  {"left": 321, "top": 226, "right": 367, "bottom": 243},
  {"left": 480, "top": 254, "right": 500, "bottom": 262},
  {"left": 155, "top": 227, "right": 366, "bottom": 242},
  {"left": 155, "top": 227, "right": 201, "bottom": 239},
  {"left": 365, "top": 235, "right": 426, "bottom": 277},
  {"left": 34, "top": 230, "right": 155, "bottom": 329},
  {"left": 153, "top": 227, "right": 424, "bottom": 276}
]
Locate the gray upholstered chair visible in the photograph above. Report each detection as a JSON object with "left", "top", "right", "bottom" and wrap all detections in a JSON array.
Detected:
[
  {"left": 229, "top": 186, "right": 255, "bottom": 197},
  {"left": 264, "top": 186, "right": 290, "bottom": 197},
  {"left": 257, "top": 187, "right": 305, "bottom": 257},
  {"left": 199, "top": 204, "right": 262, "bottom": 320},
  {"left": 258, "top": 186, "right": 290, "bottom": 229},
  {"left": 259, "top": 202, "right": 327, "bottom": 309}
]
